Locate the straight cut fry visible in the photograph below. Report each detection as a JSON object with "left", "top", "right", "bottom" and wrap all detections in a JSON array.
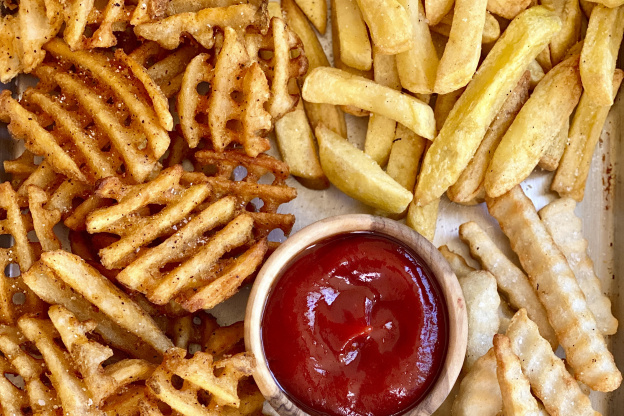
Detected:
[
  {"left": 431, "top": 10, "right": 501, "bottom": 44},
  {"left": 487, "top": 0, "right": 531, "bottom": 19},
  {"left": 406, "top": 198, "right": 439, "bottom": 242},
  {"left": 386, "top": 124, "right": 427, "bottom": 194},
  {"left": 425, "top": 0, "right": 454, "bottom": 25},
  {"left": 356, "top": 0, "right": 413, "bottom": 54},
  {"left": 294, "top": 0, "right": 327, "bottom": 33},
  {"left": 302, "top": 67, "right": 436, "bottom": 139},
  {"left": 542, "top": 0, "right": 582, "bottom": 65},
  {"left": 434, "top": 0, "right": 488, "bottom": 94},
  {"left": 487, "top": 186, "right": 621, "bottom": 392},
  {"left": 579, "top": 4, "right": 624, "bottom": 106},
  {"left": 506, "top": 309, "right": 600, "bottom": 416},
  {"left": 539, "top": 198, "right": 618, "bottom": 335},
  {"left": 484, "top": 54, "right": 582, "bottom": 198},
  {"left": 459, "top": 221, "right": 557, "bottom": 349},
  {"left": 415, "top": 7, "right": 561, "bottom": 206},
  {"left": 552, "top": 70, "right": 624, "bottom": 200},
  {"left": 538, "top": 118, "right": 569, "bottom": 171},
  {"left": 333, "top": 0, "right": 372, "bottom": 71},
  {"left": 395, "top": 0, "right": 438, "bottom": 94}
]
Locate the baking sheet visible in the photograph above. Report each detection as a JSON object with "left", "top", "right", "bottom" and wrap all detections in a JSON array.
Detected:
[{"left": 0, "top": 5, "right": 622, "bottom": 415}]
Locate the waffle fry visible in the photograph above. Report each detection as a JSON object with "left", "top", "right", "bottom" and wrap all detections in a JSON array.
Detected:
[
  {"left": 487, "top": 186, "right": 621, "bottom": 392},
  {"left": 134, "top": 1, "right": 269, "bottom": 49},
  {"left": 245, "top": 17, "right": 308, "bottom": 119},
  {"left": 0, "top": 355, "right": 30, "bottom": 415},
  {"left": 178, "top": 28, "right": 272, "bottom": 156}
]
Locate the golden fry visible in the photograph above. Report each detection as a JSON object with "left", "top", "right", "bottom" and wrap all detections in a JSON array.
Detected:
[
  {"left": 294, "top": 0, "right": 327, "bottom": 33},
  {"left": 356, "top": 0, "right": 413, "bottom": 54},
  {"left": 333, "top": 0, "right": 372, "bottom": 71}
]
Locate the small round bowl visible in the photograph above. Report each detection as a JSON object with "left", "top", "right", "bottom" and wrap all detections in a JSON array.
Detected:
[{"left": 244, "top": 214, "right": 467, "bottom": 416}]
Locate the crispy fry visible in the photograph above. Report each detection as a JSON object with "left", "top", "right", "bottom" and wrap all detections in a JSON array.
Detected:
[
  {"left": 364, "top": 52, "right": 401, "bottom": 166},
  {"left": 303, "top": 67, "right": 436, "bottom": 139},
  {"left": 493, "top": 334, "right": 543, "bottom": 416},
  {"left": 527, "top": 59, "right": 545, "bottom": 89},
  {"left": 539, "top": 198, "right": 618, "bottom": 335},
  {"left": 415, "top": 7, "right": 561, "bottom": 206},
  {"left": 434, "top": 0, "right": 488, "bottom": 94},
  {"left": 0, "top": 17, "right": 22, "bottom": 83},
  {"left": 425, "top": 0, "right": 454, "bottom": 26},
  {"left": 448, "top": 72, "right": 530, "bottom": 204},
  {"left": 484, "top": 54, "right": 582, "bottom": 198},
  {"left": 487, "top": 186, "right": 621, "bottom": 392},
  {"left": 498, "top": 301, "right": 515, "bottom": 334},
  {"left": 538, "top": 117, "right": 569, "bottom": 171},
  {"left": 316, "top": 125, "right": 414, "bottom": 213},
  {"left": 395, "top": 0, "right": 438, "bottom": 94},
  {"left": 406, "top": 197, "right": 439, "bottom": 242},
  {"left": 579, "top": 4, "right": 624, "bottom": 106},
  {"left": 294, "top": 0, "right": 327, "bottom": 32},
  {"left": 356, "top": 0, "right": 413, "bottom": 54},
  {"left": 333, "top": 0, "right": 372, "bottom": 71},
  {"left": 433, "top": 87, "right": 464, "bottom": 131},
  {"left": 487, "top": 0, "right": 531, "bottom": 19},
  {"left": 542, "top": 0, "right": 582, "bottom": 65},
  {"left": 438, "top": 245, "right": 475, "bottom": 278},
  {"left": 386, "top": 124, "right": 426, "bottom": 195},
  {"left": 452, "top": 349, "right": 502, "bottom": 416},
  {"left": 552, "top": 70, "right": 624, "bottom": 200},
  {"left": 430, "top": 10, "right": 501, "bottom": 44},
  {"left": 460, "top": 270, "right": 500, "bottom": 371},
  {"left": 459, "top": 221, "right": 558, "bottom": 349},
  {"left": 27, "top": 185, "right": 61, "bottom": 252},
  {"left": 506, "top": 309, "right": 600, "bottom": 416}
]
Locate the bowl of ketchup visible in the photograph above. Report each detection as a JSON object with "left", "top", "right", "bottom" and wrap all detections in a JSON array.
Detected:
[{"left": 245, "top": 214, "right": 467, "bottom": 416}]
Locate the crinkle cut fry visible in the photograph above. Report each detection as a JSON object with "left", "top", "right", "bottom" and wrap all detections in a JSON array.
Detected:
[
  {"left": 452, "top": 349, "right": 502, "bottom": 416},
  {"left": 178, "top": 27, "right": 272, "bottom": 157},
  {"left": 245, "top": 17, "right": 309, "bottom": 119},
  {"left": 486, "top": 186, "right": 621, "bottom": 392}
]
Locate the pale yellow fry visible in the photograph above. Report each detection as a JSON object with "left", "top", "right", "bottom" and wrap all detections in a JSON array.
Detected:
[
  {"left": 282, "top": 0, "right": 347, "bottom": 137},
  {"left": 425, "top": 0, "right": 454, "bottom": 25},
  {"left": 294, "top": 0, "right": 327, "bottom": 33},
  {"left": 364, "top": 52, "right": 400, "bottom": 166},
  {"left": 386, "top": 125, "right": 427, "bottom": 193},
  {"left": 487, "top": 0, "right": 531, "bottom": 19},
  {"left": 539, "top": 198, "right": 618, "bottom": 335},
  {"left": 406, "top": 198, "right": 439, "bottom": 242},
  {"left": 484, "top": 54, "right": 582, "bottom": 198},
  {"left": 487, "top": 186, "right": 621, "bottom": 392},
  {"left": 333, "top": 0, "right": 372, "bottom": 71},
  {"left": 275, "top": 99, "right": 328, "bottom": 189},
  {"left": 552, "top": 70, "right": 623, "bottom": 200},
  {"left": 434, "top": 0, "right": 488, "bottom": 94},
  {"left": 542, "top": 0, "right": 582, "bottom": 65},
  {"left": 590, "top": 0, "right": 624, "bottom": 6},
  {"left": 356, "top": 0, "right": 413, "bottom": 54},
  {"left": 415, "top": 7, "right": 561, "bottom": 206},
  {"left": 527, "top": 59, "right": 545, "bottom": 89},
  {"left": 460, "top": 270, "right": 500, "bottom": 371},
  {"left": 438, "top": 245, "right": 475, "bottom": 278},
  {"left": 494, "top": 334, "right": 543, "bottom": 416},
  {"left": 431, "top": 10, "right": 501, "bottom": 44},
  {"left": 580, "top": 4, "right": 624, "bottom": 106},
  {"left": 303, "top": 67, "right": 436, "bottom": 139},
  {"left": 40, "top": 251, "right": 174, "bottom": 355},
  {"left": 506, "top": 309, "right": 600, "bottom": 416},
  {"left": 459, "top": 221, "right": 558, "bottom": 349},
  {"left": 268, "top": 1, "right": 282, "bottom": 18},
  {"left": 433, "top": 87, "right": 464, "bottom": 131},
  {"left": 396, "top": 0, "right": 438, "bottom": 94},
  {"left": 538, "top": 117, "right": 569, "bottom": 171},
  {"left": 448, "top": 72, "right": 530, "bottom": 205},
  {"left": 536, "top": 46, "right": 553, "bottom": 73},
  {"left": 452, "top": 349, "right": 502, "bottom": 416},
  {"left": 316, "top": 125, "right": 413, "bottom": 213}
]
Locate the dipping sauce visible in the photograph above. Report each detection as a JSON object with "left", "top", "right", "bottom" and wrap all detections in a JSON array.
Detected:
[{"left": 262, "top": 232, "right": 448, "bottom": 416}]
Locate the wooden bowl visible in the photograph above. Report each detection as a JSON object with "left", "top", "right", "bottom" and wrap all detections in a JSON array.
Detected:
[{"left": 244, "top": 214, "right": 467, "bottom": 416}]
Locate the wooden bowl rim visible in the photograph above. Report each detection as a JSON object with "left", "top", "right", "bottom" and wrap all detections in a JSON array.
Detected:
[{"left": 244, "top": 214, "right": 467, "bottom": 416}]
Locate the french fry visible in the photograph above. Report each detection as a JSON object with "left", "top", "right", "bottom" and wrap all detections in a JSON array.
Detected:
[
  {"left": 433, "top": 87, "right": 464, "bottom": 131},
  {"left": 451, "top": 349, "right": 502, "bottom": 416},
  {"left": 542, "top": 0, "right": 582, "bottom": 65},
  {"left": 425, "top": 0, "right": 454, "bottom": 25},
  {"left": 448, "top": 72, "right": 530, "bottom": 204},
  {"left": 493, "top": 334, "right": 544, "bottom": 416},
  {"left": 487, "top": 0, "right": 531, "bottom": 19},
  {"left": 580, "top": 0, "right": 594, "bottom": 17},
  {"left": 579, "top": 4, "right": 624, "bottom": 106},
  {"left": 415, "top": 6, "right": 561, "bottom": 206},
  {"left": 538, "top": 117, "right": 569, "bottom": 171},
  {"left": 487, "top": 186, "right": 621, "bottom": 392},
  {"left": 431, "top": 10, "right": 501, "bottom": 44},
  {"left": 294, "top": 0, "right": 327, "bottom": 33},
  {"left": 316, "top": 125, "right": 414, "bottom": 213},
  {"left": 282, "top": 0, "right": 347, "bottom": 137},
  {"left": 506, "top": 309, "right": 600, "bottom": 416},
  {"left": 539, "top": 198, "right": 618, "bottom": 335},
  {"left": 498, "top": 301, "right": 515, "bottom": 334},
  {"left": 527, "top": 59, "right": 545, "bottom": 89},
  {"left": 332, "top": 0, "right": 372, "bottom": 71},
  {"left": 386, "top": 125, "right": 427, "bottom": 195},
  {"left": 395, "top": 0, "right": 439, "bottom": 94},
  {"left": 582, "top": 0, "right": 623, "bottom": 12},
  {"left": 552, "top": 70, "right": 624, "bottom": 200},
  {"left": 536, "top": 46, "right": 553, "bottom": 73},
  {"left": 459, "top": 221, "right": 558, "bottom": 349},
  {"left": 406, "top": 197, "right": 439, "bottom": 242},
  {"left": 356, "top": 0, "right": 413, "bottom": 54},
  {"left": 438, "top": 245, "right": 475, "bottom": 278},
  {"left": 364, "top": 52, "right": 401, "bottom": 166},
  {"left": 434, "top": 0, "right": 489, "bottom": 94},
  {"left": 302, "top": 67, "right": 436, "bottom": 139},
  {"left": 459, "top": 270, "right": 500, "bottom": 371},
  {"left": 484, "top": 54, "right": 582, "bottom": 198}
]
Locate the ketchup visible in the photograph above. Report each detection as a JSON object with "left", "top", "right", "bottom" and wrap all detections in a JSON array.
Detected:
[{"left": 262, "top": 232, "right": 448, "bottom": 416}]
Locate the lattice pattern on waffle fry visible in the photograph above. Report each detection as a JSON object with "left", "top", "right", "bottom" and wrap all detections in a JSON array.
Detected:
[
  {"left": 245, "top": 17, "right": 308, "bottom": 119},
  {"left": 133, "top": 0, "right": 269, "bottom": 50},
  {"left": 178, "top": 27, "right": 272, "bottom": 157}
]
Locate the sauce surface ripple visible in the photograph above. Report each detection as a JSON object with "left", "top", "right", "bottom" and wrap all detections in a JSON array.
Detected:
[{"left": 262, "top": 232, "right": 448, "bottom": 416}]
